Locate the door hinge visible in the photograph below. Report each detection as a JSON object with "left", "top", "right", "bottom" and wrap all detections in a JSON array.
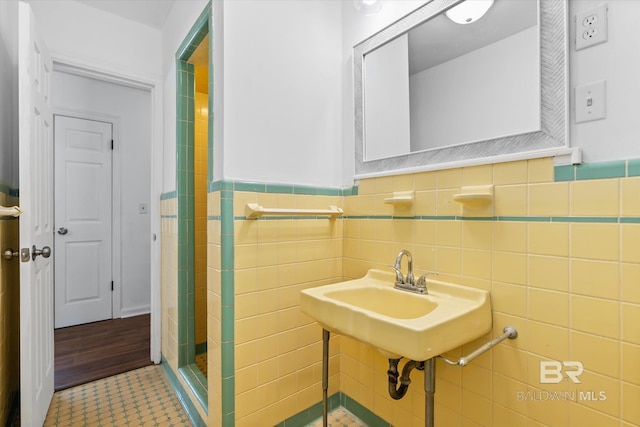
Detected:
[
  {"left": 111, "top": 281, "right": 114, "bottom": 291},
  {"left": 111, "top": 139, "right": 114, "bottom": 150}
]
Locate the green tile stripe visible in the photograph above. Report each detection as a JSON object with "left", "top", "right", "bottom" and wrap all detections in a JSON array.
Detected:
[
  {"left": 176, "top": 3, "right": 211, "bottom": 61},
  {"left": 628, "top": 159, "right": 640, "bottom": 176},
  {"left": 274, "top": 392, "right": 390, "bottom": 427},
  {"left": 174, "top": 1, "right": 211, "bottom": 422},
  {"left": 161, "top": 358, "right": 207, "bottom": 427},
  {"left": 342, "top": 215, "right": 640, "bottom": 224},
  {"left": 161, "top": 215, "right": 178, "bottom": 219},
  {"left": 161, "top": 191, "right": 177, "bottom": 200},
  {"left": 220, "top": 186, "right": 235, "bottom": 425},
  {"left": 554, "top": 158, "right": 640, "bottom": 181},
  {"left": 209, "top": 179, "right": 357, "bottom": 196}
]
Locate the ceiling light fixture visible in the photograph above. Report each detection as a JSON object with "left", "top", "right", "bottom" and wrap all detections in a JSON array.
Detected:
[
  {"left": 446, "top": 0, "right": 495, "bottom": 25},
  {"left": 353, "top": 0, "right": 382, "bottom": 15}
]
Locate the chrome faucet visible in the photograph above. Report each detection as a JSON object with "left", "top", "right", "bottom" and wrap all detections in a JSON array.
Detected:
[
  {"left": 392, "top": 249, "right": 438, "bottom": 295},
  {"left": 393, "top": 249, "right": 414, "bottom": 286}
]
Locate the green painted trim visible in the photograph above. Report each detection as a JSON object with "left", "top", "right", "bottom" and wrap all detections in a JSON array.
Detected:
[
  {"left": 179, "top": 365, "right": 208, "bottom": 414},
  {"left": 621, "top": 217, "right": 640, "bottom": 223},
  {"left": 554, "top": 165, "right": 575, "bottom": 182},
  {"left": 161, "top": 215, "right": 178, "bottom": 219},
  {"left": 161, "top": 191, "right": 177, "bottom": 200},
  {"left": 161, "top": 358, "right": 207, "bottom": 427},
  {"left": 273, "top": 392, "right": 391, "bottom": 427},
  {"left": 575, "top": 160, "right": 626, "bottom": 180}
]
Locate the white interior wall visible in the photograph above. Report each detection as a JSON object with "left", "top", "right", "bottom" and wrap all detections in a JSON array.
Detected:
[
  {"left": 160, "top": 0, "right": 209, "bottom": 192},
  {"left": 221, "top": 0, "right": 343, "bottom": 188},
  {"left": 26, "top": 0, "right": 161, "bottom": 81},
  {"left": 343, "top": 0, "right": 640, "bottom": 177},
  {"left": 569, "top": 0, "right": 640, "bottom": 162},
  {"left": 0, "top": 0, "right": 19, "bottom": 188},
  {"left": 53, "top": 71, "right": 152, "bottom": 316}
]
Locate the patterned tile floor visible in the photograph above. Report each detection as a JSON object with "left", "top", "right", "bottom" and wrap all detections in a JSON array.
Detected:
[
  {"left": 195, "top": 353, "right": 207, "bottom": 377},
  {"left": 307, "top": 407, "right": 368, "bottom": 427},
  {"left": 44, "top": 365, "right": 192, "bottom": 426}
]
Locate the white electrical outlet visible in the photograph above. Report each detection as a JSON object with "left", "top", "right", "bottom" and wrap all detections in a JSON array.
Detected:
[
  {"left": 575, "top": 4, "right": 608, "bottom": 51},
  {"left": 575, "top": 80, "right": 606, "bottom": 123}
]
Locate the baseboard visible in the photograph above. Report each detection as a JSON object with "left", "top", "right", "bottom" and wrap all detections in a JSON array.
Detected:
[
  {"left": 161, "top": 357, "right": 207, "bottom": 427},
  {"left": 119, "top": 306, "right": 151, "bottom": 318}
]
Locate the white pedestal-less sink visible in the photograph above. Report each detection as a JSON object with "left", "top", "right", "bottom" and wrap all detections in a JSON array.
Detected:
[{"left": 300, "top": 269, "right": 492, "bottom": 361}]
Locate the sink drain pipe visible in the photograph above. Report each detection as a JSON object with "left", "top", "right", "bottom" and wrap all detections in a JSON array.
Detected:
[
  {"left": 387, "top": 358, "right": 424, "bottom": 400},
  {"left": 386, "top": 327, "right": 518, "bottom": 427}
]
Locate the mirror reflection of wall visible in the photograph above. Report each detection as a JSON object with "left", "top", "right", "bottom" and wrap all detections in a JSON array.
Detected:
[{"left": 363, "top": 0, "right": 540, "bottom": 161}]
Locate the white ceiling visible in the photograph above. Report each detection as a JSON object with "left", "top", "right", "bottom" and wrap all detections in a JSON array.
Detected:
[{"left": 73, "top": 0, "right": 176, "bottom": 29}]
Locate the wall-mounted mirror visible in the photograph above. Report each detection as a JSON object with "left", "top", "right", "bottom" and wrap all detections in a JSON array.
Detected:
[{"left": 354, "top": 0, "right": 568, "bottom": 176}]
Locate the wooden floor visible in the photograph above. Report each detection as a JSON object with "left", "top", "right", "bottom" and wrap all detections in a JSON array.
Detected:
[{"left": 54, "top": 314, "right": 152, "bottom": 391}]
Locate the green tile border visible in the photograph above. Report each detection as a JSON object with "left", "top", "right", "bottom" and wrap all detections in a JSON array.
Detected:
[
  {"left": 161, "top": 190, "right": 177, "bottom": 200},
  {"left": 554, "top": 158, "right": 640, "bottom": 182},
  {"left": 340, "top": 215, "right": 640, "bottom": 224},
  {"left": 628, "top": 159, "right": 640, "bottom": 177},
  {"left": 273, "top": 392, "right": 391, "bottom": 427},
  {"left": 179, "top": 364, "right": 208, "bottom": 414},
  {"left": 209, "top": 179, "right": 357, "bottom": 196},
  {"left": 174, "top": 0, "right": 211, "bottom": 422},
  {"left": 161, "top": 358, "right": 207, "bottom": 427}
]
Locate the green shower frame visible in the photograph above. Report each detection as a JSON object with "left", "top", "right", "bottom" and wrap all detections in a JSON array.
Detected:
[{"left": 175, "top": 1, "right": 213, "bottom": 416}]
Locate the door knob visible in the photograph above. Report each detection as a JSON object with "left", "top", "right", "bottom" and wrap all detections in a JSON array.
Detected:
[
  {"left": 31, "top": 245, "right": 52, "bottom": 261},
  {"left": 2, "top": 248, "right": 18, "bottom": 261},
  {"left": 57, "top": 227, "right": 68, "bottom": 235}
]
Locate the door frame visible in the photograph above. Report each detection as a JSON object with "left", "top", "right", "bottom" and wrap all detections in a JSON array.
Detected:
[
  {"left": 51, "top": 57, "right": 162, "bottom": 364},
  {"left": 53, "top": 110, "right": 119, "bottom": 321}
]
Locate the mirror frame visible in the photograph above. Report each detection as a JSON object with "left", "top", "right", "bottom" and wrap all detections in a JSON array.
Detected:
[{"left": 354, "top": 0, "right": 568, "bottom": 177}]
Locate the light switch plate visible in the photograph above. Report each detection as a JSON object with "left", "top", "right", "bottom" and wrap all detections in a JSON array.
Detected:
[{"left": 575, "top": 80, "right": 606, "bottom": 123}]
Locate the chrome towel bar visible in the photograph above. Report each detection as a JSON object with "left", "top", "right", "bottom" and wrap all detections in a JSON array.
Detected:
[{"left": 439, "top": 326, "right": 518, "bottom": 367}]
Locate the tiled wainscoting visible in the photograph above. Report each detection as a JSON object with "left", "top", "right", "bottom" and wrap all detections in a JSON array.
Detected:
[{"left": 161, "top": 156, "right": 640, "bottom": 427}]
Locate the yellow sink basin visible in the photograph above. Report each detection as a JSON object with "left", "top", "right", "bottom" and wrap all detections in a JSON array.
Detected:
[{"left": 300, "top": 269, "right": 492, "bottom": 361}]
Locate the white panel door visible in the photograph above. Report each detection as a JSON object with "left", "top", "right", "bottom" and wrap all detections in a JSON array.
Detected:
[
  {"left": 18, "top": 2, "right": 54, "bottom": 425},
  {"left": 54, "top": 115, "right": 113, "bottom": 328}
]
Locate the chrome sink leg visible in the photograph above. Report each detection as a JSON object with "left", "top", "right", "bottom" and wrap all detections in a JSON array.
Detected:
[
  {"left": 322, "top": 329, "right": 330, "bottom": 427},
  {"left": 425, "top": 357, "right": 435, "bottom": 427}
]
